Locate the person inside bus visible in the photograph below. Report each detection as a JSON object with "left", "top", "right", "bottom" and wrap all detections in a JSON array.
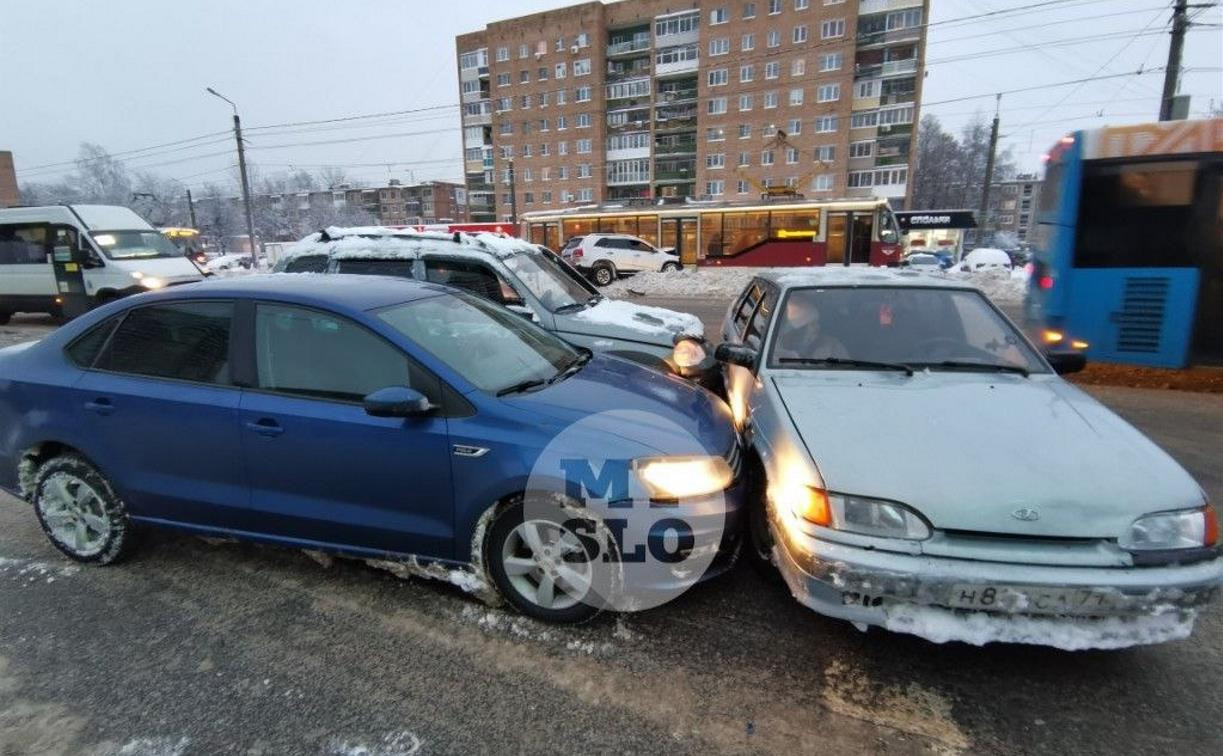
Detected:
[{"left": 774, "top": 294, "right": 848, "bottom": 361}]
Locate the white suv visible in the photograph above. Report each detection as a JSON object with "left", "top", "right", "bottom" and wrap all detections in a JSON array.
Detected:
[{"left": 560, "top": 233, "right": 682, "bottom": 286}]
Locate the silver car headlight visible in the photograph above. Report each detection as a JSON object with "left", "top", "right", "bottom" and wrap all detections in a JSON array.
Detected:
[
  {"left": 775, "top": 486, "right": 931, "bottom": 541},
  {"left": 1119, "top": 505, "right": 1217, "bottom": 551},
  {"left": 634, "top": 455, "right": 733, "bottom": 502},
  {"left": 671, "top": 338, "right": 706, "bottom": 370}
]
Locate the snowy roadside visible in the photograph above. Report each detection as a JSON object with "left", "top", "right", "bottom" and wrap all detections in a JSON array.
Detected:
[{"left": 603, "top": 265, "right": 1031, "bottom": 307}]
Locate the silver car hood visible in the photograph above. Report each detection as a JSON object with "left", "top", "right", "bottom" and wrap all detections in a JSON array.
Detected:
[
  {"left": 554, "top": 299, "right": 704, "bottom": 347},
  {"left": 772, "top": 371, "right": 1203, "bottom": 539}
]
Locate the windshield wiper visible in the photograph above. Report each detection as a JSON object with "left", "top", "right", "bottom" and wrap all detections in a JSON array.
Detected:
[
  {"left": 552, "top": 301, "right": 589, "bottom": 314},
  {"left": 778, "top": 357, "right": 914, "bottom": 376},
  {"left": 496, "top": 378, "right": 550, "bottom": 397},
  {"left": 550, "top": 350, "right": 592, "bottom": 383},
  {"left": 912, "top": 360, "right": 1030, "bottom": 377}
]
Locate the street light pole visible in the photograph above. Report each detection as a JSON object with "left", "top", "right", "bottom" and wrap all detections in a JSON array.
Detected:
[{"left": 207, "top": 87, "right": 258, "bottom": 264}]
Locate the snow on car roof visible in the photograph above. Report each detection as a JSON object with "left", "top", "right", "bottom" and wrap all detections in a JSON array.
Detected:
[
  {"left": 278, "top": 226, "right": 539, "bottom": 264},
  {"left": 764, "top": 267, "right": 979, "bottom": 290}
]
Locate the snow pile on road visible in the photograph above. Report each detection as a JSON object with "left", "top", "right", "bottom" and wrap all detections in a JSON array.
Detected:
[
  {"left": 946, "top": 266, "right": 1029, "bottom": 306},
  {"left": 603, "top": 267, "right": 770, "bottom": 299},
  {"left": 883, "top": 603, "right": 1196, "bottom": 650},
  {"left": 574, "top": 299, "right": 704, "bottom": 338}
]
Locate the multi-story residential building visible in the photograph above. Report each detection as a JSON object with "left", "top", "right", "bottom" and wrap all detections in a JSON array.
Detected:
[
  {"left": 988, "top": 173, "right": 1042, "bottom": 243},
  {"left": 456, "top": 0, "right": 927, "bottom": 222},
  {"left": 0, "top": 151, "right": 19, "bottom": 208}
]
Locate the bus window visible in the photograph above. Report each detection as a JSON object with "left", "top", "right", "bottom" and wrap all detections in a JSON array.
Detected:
[
  {"left": 769, "top": 210, "right": 820, "bottom": 240},
  {"left": 635, "top": 215, "right": 659, "bottom": 246},
  {"left": 723, "top": 211, "right": 769, "bottom": 256},
  {"left": 602, "top": 215, "right": 638, "bottom": 237},
  {"left": 1075, "top": 160, "right": 1199, "bottom": 268},
  {"left": 562, "top": 218, "right": 594, "bottom": 238},
  {"left": 701, "top": 213, "right": 724, "bottom": 258}
]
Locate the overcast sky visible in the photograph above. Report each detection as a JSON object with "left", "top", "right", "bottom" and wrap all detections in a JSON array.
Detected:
[{"left": 2, "top": 0, "right": 1219, "bottom": 191}]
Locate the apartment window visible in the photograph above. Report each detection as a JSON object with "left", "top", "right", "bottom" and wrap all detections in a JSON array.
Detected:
[
  {"left": 500, "top": 145, "right": 514, "bottom": 158},
  {"left": 847, "top": 170, "right": 872, "bottom": 188},
  {"left": 576, "top": 32, "right": 589, "bottom": 47},
  {"left": 817, "top": 84, "right": 840, "bottom": 103},
  {"left": 520, "top": 70, "right": 530, "bottom": 84},
  {"left": 497, "top": 97, "right": 512, "bottom": 112},
  {"left": 739, "top": 124, "right": 752, "bottom": 138},
  {"left": 462, "top": 80, "right": 482, "bottom": 96},
  {"left": 819, "top": 52, "right": 843, "bottom": 71},
  {"left": 708, "top": 68, "right": 729, "bottom": 86},
  {"left": 855, "top": 80, "right": 878, "bottom": 99},
  {"left": 742, "top": 33, "right": 756, "bottom": 51},
  {"left": 849, "top": 141, "right": 873, "bottom": 158},
  {"left": 821, "top": 19, "right": 845, "bottom": 38},
  {"left": 607, "top": 132, "right": 650, "bottom": 151},
  {"left": 816, "top": 144, "right": 835, "bottom": 162},
  {"left": 555, "top": 37, "right": 565, "bottom": 52},
  {"left": 499, "top": 121, "right": 513, "bottom": 135},
  {"left": 606, "top": 159, "right": 650, "bottom": 184},
  {"left": 761, "top": 150, "right": 775, "bottom": 166},
  {"left": 765, "top": 61, "right": 780, "bottom": 79},
  {"left": 768, "top": 0, "right": 781, "bottom": 13},
  {"left": 789, "top": 88, "right": 804, "bottom": 106},
  {"left": 793, "top": 25, "right": 808, "bottom": 43},
  {"left": 788, "top": 117, "right": 802, "bottom": 134},
  {"left": 558, "top": 164, "right": 568, "bottom": 177},
  {"left": 656, "top": 44, "right": 699, "bottom": 66},
  {"left": 523, "top": 144, "right": 533, "bottom": 157},
  {"left": 710, "top": 7, "right": 729, "bottom": 24},
  {"left": 496, "top": 46, "right": 509, "bottom": 62},
  {"left": 816, "top": 115, "right": 838, "bottom": 132},
  {"left": 706, "top": 153, "right": 726, "bottom": 169},
  {"left": 795, "top": 0, "right": 809, "bottom": 9},
  {"left": 851, "top": 111, "right": 877, "bottom": 129},
  {"left": 496, "top": 72, "right": 510, "bottom": 87},
  {"left": 655, "top": 12, "right": 700, "bottom": 36},
  {"left": 538, "top": 67, "right": 548, "bottom": 81},
  {"left": 738, "top": 151, "right": 751, "bottom": 167},
  {"left": 540, "top": 91, "right": 551, "bottom": 107},
  {"left": 577, "top": 164, "right": 592, "bottom": 178},
  {"left": 524, "top": 192, "right": 534, "bottom": 205},
  {"left": 557, "top": 89, "right": 567, "bottom": 105},
  {"left": 879, "top": 105, "right": 914, "bottom": 125},
  {"left": 709, "top": 37, "right": 730, "bottom": 55},
  {"left": 573, "top": 59, "right": 591, "bottom": 76},
  {"left": 576, "top": 112, "right": 592, "bottom": 127},
  {"left": 737, "top": 179, "right": 750, "bottom": 194},
  {"left": 785, "top": 147, "right": 799, "bottom": 164},
  {"left": 520, "top": 94, "right": 532, "bottom": 109},
  {"left": 764, "top": 91, "right": 778, "bottom": 108},
  {"left": 887, "top": 8, "right": 923, "bottom": 31},
  {"left": 743, "top": 2, "right": 756, "bottom": 18},
  {"left": 767, "top": 30, "right": 780, "bottom": 48},
  {"left": 542, "top": 191, "right": 552, "bottom": 203},
  {"left": 578, "top": 188, "right": 594, "bottom": 202},
  {"left": 739, "top": 93, "right": 754, "bottom": 111},
  {"left": 459, "top": 49, "right": 486, "bottom": 69},
  {"left": 792, "top": 58, "right": 806, "bottom": 77},
  {"left": 740, "top": 64, "right": 755, "bottom": 82},
  {"left": 521, "top": 121, "right": 532, "bottom": 134},
  {"left": 555, "top": 63, "right": 567, "bottom": 79},
  {"left": 576, "top": 138, "right": 592, "bottom": 153},
  {"left": 558, "top": 141, "right": 568, "bottom": 155},
  {"left": 812, "top": 174, "right": 833, "bottom": 191},
  {"left": 523, "top": 168, "right": 533, "bottom": 182},
  {"left": 824, "top": 0, "right": 845, "bottom": 4},
  {"left": 557, "top": 115, "right": 568, "bottom": 129},
  {"left": 519, "top": 44, "right": 529, "bottom": 58},
  {"left": 708, "top": 97, "right": 728, "bottom": 114},
  {"left": 575, "top": 86, "right": 591, "bottom": 102},
  {"left": 706, "top": 180, "right": 725, "bottom": 196},
  {"left": 707, "top": 126, "right": 726, "bottom": 141},
  {"left": 540, "top": 143, "right": 550, "bottom": 156}
]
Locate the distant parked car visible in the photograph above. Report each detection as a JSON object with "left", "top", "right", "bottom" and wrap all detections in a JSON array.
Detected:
[
  {"left": 0, "top": 275, "right": 744, "bottom": 624},
  {"left": 275, "top": 228, "right": 716, "bottom": 385},
  {"left": 560, "top": 234, "right": 683, "bottom": 286},
  {"left": 901, "top": 252, "right": 942, "bottom": 272},
  {"left": 204, "top": 253, "right": 256, "bottom": 273},
  {"left": 960, "top": 247, "right": 1013, "bottom": 273},
  {"left": 716, "top": 268, "right": 1220, "bottom": 648}
]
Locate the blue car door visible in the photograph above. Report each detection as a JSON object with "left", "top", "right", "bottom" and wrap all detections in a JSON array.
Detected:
[
  {"left": 73, "top": 300, "right": 249, "bottom": 527},
  {"left": 236, "top": 302, "right": 455, "bottom": 558}
]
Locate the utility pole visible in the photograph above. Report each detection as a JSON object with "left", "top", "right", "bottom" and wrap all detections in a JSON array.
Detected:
[
  {"left": 186, "top": 189, "right": 197, "bottom": 228},
  {"left": 507, "top": 158, "right": 518, "bottom": 225},
  {"left": 207, "top": 87, "right": 258, "bottom": 263},
  {"left": 1159, "top": 0, "right": 1189, "bottom": 121},
  {"left": 977, "top": 94, "right": 1002, "bottom": 246}
]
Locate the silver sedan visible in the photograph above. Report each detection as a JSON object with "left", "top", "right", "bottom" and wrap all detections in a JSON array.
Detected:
[{"left": 717, "top": 269, "right": 1221, "bottom": 649}]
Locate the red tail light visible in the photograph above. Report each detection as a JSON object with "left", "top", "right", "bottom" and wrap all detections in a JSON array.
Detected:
[
  {"left": 571, "top": 249, "right": 583, "bottom": 259},
  {"left": 1039, "top": 275, "right": 1054, "bottom": 290}
]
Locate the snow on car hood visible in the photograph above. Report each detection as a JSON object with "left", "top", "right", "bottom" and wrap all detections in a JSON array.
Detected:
[
  {"left": 560, "top": 299, "right": 704, "bottom": 345},
  {"left": 772, "top": 371, "right": 1203, "bottom": 539}
]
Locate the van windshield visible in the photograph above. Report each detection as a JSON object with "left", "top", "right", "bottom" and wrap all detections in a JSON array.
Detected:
[{"left": 91, "top": 230, "right": 185, "bottom": 260}]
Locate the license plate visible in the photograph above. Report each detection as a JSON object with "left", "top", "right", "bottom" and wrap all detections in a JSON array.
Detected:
[{"left": 947, "top": 584, "right": 1127, "bottom": 615}]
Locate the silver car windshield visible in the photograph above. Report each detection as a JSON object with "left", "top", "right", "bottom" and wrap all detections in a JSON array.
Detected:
[
  {"left": 501, "top": 251, "right": 597, "bottom": 313},
  {"left": 769, "top": 286, "right": 1048, "bottom": 374}
]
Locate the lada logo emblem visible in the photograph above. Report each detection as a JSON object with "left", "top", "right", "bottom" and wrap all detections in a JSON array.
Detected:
[{"left": 1011, "top": 508, "right": 1040, "bottom": 522}]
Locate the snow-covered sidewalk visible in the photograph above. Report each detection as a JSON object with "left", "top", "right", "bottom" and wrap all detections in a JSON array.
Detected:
[{"left": 603, "top": 265, "right": 1031, "bottom": 306}]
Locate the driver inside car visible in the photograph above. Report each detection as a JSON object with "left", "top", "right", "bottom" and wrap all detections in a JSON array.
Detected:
[{"left": 774, "top": 295, "right": 849, "bottom": 361}]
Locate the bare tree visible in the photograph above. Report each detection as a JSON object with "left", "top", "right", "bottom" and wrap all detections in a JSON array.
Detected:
[
  {"left": 196, "top": 183, "right": 241, "bottom": 253},
  {"left": 317, "top": 166, "right": 349, "bottom": 190},
  {"left": 911, "top": 114, "right": 1016, "bottom": 211}
]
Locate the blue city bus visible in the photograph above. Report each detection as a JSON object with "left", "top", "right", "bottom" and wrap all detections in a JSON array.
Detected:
[{"left": 1028, "top": 118, "right": 1222, "bottom": 367}]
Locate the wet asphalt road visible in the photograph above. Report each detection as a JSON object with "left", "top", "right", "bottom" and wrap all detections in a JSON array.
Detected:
[{"left": 1, "top": 309, "right": 1222, "bottom": 755}]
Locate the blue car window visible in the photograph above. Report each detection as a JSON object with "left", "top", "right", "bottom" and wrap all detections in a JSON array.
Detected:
[
  {"left": 254, "top": 304, "right": 433, "bottom": 404},
  {"left": 96, "top": 302, "right": 233, "bottom": 384},
  {"left": 65, "top": 315, "right": 121, "bottom": 368}
]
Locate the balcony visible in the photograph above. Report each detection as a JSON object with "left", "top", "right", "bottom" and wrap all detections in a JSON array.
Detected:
[
  {"left": 608, "top": 61, "right": 652, "bottom": 81},
  {"left": 607, "top": 37, "right": 651, "bottom": 57},
  {"left": 656, "top": 87, "right": 698, "bottom": 105},
  {"left": 857, "top": 28, "right": 922, "bottom": 48},
  {"left": 860, "top": 0, "right": 923, "bottom": 13},
  {"left": 881, "top": 58, "right": 918, "bottom": 76},
  {"left": 656, "top": 56, "right": 699, "bottom": 77},
  {"left": 606, "top": 174, "right": 652, "bottom": 186},
  {"left": 654, "top": 115, "right": 696, "bottom": 133},
  {"left": 654, "top": 138, "right": 696, "bottom": 156}
]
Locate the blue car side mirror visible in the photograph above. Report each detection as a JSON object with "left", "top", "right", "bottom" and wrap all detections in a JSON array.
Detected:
[{"left": 363, "top": 386, "right": 434, "bottom": 418}]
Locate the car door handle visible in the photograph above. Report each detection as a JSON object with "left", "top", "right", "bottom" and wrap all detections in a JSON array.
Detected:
[
  {"left": 245, "top": 419, "right": 284, "bottom": 437},
  {"left": 84, "top": 398, "right": 114, "bottom": 416}
]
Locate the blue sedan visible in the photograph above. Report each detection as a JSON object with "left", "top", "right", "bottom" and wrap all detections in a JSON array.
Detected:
[{"left": 0, "top": 275, "right": 742, "bottom": 623}]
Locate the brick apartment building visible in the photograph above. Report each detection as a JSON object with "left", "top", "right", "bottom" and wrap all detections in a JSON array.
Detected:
[
  {"left": 0, "top": 151, "right": 19, "bottom": 208},
  {"left": 457, "top": 0, "right": 928, "bottom": 222}
]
